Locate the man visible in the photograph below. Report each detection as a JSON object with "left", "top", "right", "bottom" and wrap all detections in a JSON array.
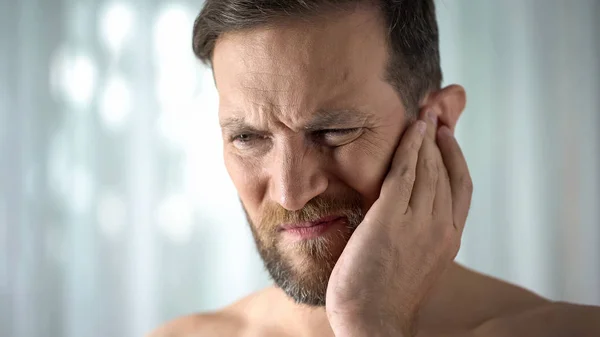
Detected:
[{"left": 150, "top": 1, "right": 600, "bottom": 336}]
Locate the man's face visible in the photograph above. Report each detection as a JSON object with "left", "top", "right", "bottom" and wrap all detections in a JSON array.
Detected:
[{"left": 213, "top": 7, "right": 409, "bottom": 306}]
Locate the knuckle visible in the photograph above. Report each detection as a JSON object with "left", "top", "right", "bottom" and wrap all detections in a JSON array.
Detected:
[
  {"left": 382, "top": 176, "right": 412, "bottom": 202},
  {"left": 383, "top": 162, "right": 415, "bottom": 199},
  {"left": 409, "top": 139, "right": 421, "bottom": 152},
  {"left": 424, "top": 159, "right": 438, "bottom": 181},
  {"left": 440, "top": 166, "right": 450, "bottom": 182},
  {"left": 424, "top": 158, "right": 437, "bottom": 171},
  {"left": 395, "top": 181, "right": 412, "bottom": 202},
  {"left": 396, "top": 164, "right": 416, "bottom": 185},
  {"left": 367, "top": 215, "right": 388, "bottom": 229}
]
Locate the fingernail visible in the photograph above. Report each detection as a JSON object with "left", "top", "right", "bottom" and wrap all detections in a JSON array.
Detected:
[
  {"left": 416, "top": 120, "right": 427, "bottom": 134},
  {"left": 427, "top": 111, "right": 438, "bottom": 126}
]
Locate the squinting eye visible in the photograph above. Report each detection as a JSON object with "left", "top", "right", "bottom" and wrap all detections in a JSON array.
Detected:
[
  {"left": 231, "top": 133, "right": 266, "bottom": 149},
  {"left": 314, "top": 128, "right": 363, "bottom": 146},
  {"left": 234, "top": 134, "right": 253, "bottom": 142},
  {"left": 322, "top": 128, "right": 360, "bottom": 136}
]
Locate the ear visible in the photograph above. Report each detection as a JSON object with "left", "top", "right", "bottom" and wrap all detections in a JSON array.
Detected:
[{"left": 419, "top": 84, "right": 466, "bottom": 133}]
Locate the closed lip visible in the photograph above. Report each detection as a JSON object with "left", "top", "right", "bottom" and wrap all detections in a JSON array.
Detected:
[{"left": 279, "top": 215, "right": 342, "bottom": 231}]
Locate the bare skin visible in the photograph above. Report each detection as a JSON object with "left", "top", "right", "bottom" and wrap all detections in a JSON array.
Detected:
[
  {"left": 150, "top": 263, "right": 600, "bottom": 337},
  {"left": 150, "top": 4, "right": 600, "bottom": 337}
]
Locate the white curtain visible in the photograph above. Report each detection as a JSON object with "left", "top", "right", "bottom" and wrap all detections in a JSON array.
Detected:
[
  {"left": 438, "top": 0, "right": 600, "bottom": 304},
  {"left": 1, "top": 1, "right": 598, "bottom": 336}
]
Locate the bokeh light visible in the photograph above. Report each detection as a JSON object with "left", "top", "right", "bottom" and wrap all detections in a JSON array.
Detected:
[
  {"left": 0, "top": 194, "right": 5, "bottom": 243},
  {"left": 157, "top": 67, "right": 216, "bottom": 144},
  {"left": 98, "top": 2, "right": 135, "bottom": 55},
  {"left": 99, "top": 75, "right": 132, "bottom": 130},
  {"left": 153, "top": 4, "right": 191, "bottom": 62},
  {"left": 71, "top": 165, "right": 94, "bottom": 214},
  {"left": 156, "top": 194, "right": 193, "bottom": 244},
  {"left": 97, "top": 190, "right": 127, "bottom": 239},
  {"left": 153, "top": 4, "right": 197, "bottom": 109},
  {"left": 48, "top": 130, "right": 71, "bottom": 200},
  {"left": 50, "top": 47, "right": 98, "bottom": 108},
  {"left": 44, "top": 224, "right": 65, "bottom": 265},
  {"left": 181, "top": 69, "right": 234, "bottom": 214}
]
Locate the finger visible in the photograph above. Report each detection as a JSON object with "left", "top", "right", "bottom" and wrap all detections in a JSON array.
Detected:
[
  {"left": 426, "top": 110, "right": 439, "bottom": 140},
  {"left": 409, "top": 120, "right": 438, "bottom": 215},
  {"left": 437, "top": 126, "right": 473, "bottom": 233},
  {"left": 380, "top": 120, "right": 427, "bottom": 211},
  {"left": 433, "top": 154, "right": 452, "bottom": 218},
  {"left": 420, "top": 110, "right": 451, "bottom": 217},
  {"left": 419, "top": 109, "right": 439, "bottom": 140}
]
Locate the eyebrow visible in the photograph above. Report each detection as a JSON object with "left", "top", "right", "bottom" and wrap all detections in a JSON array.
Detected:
[
  {"left": 304, "top": 108, "right": 374, "bottom": 131},
  {"left": 220, "top": 116, "right": 250, "bottom": 131},
  {"left": 219, "top": 108, "right": 375, "bottom": 132}
]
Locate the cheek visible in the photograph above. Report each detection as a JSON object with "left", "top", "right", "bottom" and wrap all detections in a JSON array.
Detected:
[
  {"left": 224, "top": 152, "right": 265, "bottom": 217},
  {"left": 333, "top": 136, "right": 396, "bottom": 209}
]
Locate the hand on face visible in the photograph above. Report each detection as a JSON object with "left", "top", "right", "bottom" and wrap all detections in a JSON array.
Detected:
[{"left": 325, "top": 111, "right": 473, "bottom": 337}]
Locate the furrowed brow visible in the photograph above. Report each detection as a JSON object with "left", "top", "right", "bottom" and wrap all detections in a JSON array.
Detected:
[
  {"left": 219, "top": 117, "right": 247, "bottom": 130},
  {"left": 304, "top": 108, "right": 374, "bottom": 131},
  {"left": 219, "top": 117, "right": 266, "bottom": 135}
]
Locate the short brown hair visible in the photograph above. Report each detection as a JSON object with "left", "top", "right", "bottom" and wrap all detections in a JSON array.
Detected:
[{"left": 192, "top": 0, "right": 442, "bottom": 114}]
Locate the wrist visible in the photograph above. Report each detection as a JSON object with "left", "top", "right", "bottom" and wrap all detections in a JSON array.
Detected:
[
  {"left": 331, "top": 313, "right": 413, "bottom": 337},
  {"left": 340, "top": 326, "right": 407, "bottom": 337},
  {"left": 335, "top": 325, "right": 408, "bottom": 337}
]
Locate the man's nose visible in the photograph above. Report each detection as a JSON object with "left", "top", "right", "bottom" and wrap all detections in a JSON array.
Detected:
[{"left": 268, "top": 141, "right": 328, "bottom": 211}]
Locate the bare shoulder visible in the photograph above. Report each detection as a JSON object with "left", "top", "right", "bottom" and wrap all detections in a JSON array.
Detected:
[
  {"left": 146, "top": 288, "right": 283, "bottom": 337},
  {"left": 447, "top": 262, "right": 550, "bottom": 308},
  {"left": 452, "top": 264, "right": 600, "bottom": 336},
  {"left": 472, "top": 301, "right": 600, "bottom": 337},
  {"left": 419, "top": 262, "right": 551, "bottom": 330},
  {"left": 146, "top": 310, "right": 245, "bottom": 337}
]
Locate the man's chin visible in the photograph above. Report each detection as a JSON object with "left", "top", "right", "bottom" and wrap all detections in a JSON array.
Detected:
[
  {"left": 267, "top": 240, "right": 347, "bottom": 307},
  {"left": 274, "top": 264, "right": 332, "bottom": 307}
]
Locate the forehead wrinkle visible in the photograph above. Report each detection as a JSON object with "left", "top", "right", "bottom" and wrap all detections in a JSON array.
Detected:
[
  {"left": 238, "top": 94, "right": 317, "bottom": 133},
  {"left": 221, "top": 106, "right": 378, "bottom": 134},
  {"left": 220, "top": 103, "right": 306, "bottom": 133},
  {"left": 239, "top": 71, "right": 298, "bottom": 93},
  {"left": 305, "top": 108, "right": 378, "bottom": 130},
  {"left": 236, "top": 71, "right": 310, "bottom": 117}
]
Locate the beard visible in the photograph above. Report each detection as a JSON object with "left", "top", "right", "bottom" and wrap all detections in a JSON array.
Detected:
[{"left": 243, "top": 192, "right": 364, "bottom": 307}]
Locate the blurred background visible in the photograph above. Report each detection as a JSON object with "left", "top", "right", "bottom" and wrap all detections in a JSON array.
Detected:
[{"left": 0, "top": 0, "right": 599, "bottom": 336}]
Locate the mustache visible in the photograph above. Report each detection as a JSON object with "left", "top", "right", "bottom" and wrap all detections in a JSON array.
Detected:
[{"left": 259, "top": 193, "right": 364, "bottom": 230}]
